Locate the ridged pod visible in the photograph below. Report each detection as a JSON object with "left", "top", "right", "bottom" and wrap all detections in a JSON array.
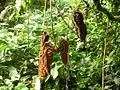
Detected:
[
  {"left": 75, "top": 23, "right": 87, "bottom": 41},
  {"left": 58, "top": 39, "right": 68, "bottom": 65},
  {"left": 38, "top": 31, "right": 54, "bottom": 78},
  {"left": 73, "top": 8, "right": 87, "bottom": 41}
]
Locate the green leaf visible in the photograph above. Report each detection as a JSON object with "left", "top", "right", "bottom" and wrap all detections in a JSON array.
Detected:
[
  {"left": 14, "top": 83, "right": 28, "bottom": 90},
  {"left": 14, "top": 24, "right": 24, "bottom": 29},
  {"left": 45, "top": 75, "right": 50, "bottom": 82},
  {"left": 22, "top": 1, "right": 26, "bottom": 9},
  {"left": 114, "top": 77, "right": 120, "bottom": 85},
  {"left": 4, "top": 79, "right": 11, "bottom": 85},
  {"left": 51, "top": 64, "right": 63, "bottom": 79},
  {"left": 109, "top": 50, "right": 115, "bottom": 56},
  {"left": 15, "top": 0, "right": 22, "bottom": 12},
  {"left": 51, "top": 68, "right": 58, "bottom": 80},
  {"left": 8, "top": 66, "right": 20, "bottom": 81}
]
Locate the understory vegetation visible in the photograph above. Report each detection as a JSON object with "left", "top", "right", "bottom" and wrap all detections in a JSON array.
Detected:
[{"left": 0, "top": 0, "right": 120, "bottom": 90}]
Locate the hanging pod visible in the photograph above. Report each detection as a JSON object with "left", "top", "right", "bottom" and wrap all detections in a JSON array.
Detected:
[
  {"left": 58, "top": 39, "right": 68, "bottom": 65},
  {"left": 38, "top": 32, "right": 69, "bottom": 79},
  {"left": 38, "top": 31, "right": 55, "bottom": 78},
  {"left": 73, "top": 8, "right": 87, "bottom": 41}
]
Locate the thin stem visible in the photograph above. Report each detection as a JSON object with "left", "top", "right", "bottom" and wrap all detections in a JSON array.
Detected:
[
  {"left": 27, "top": 0, "right": 30, "bottom": 47},
  {"left": 50, "top": 0, "right": 56, "bottom": 46},
  {"left": 42, "top": 0, "right": 47, "bottom": 31},
  {"left": 102, "top": 18, "right": 109, "bottom": 90}
]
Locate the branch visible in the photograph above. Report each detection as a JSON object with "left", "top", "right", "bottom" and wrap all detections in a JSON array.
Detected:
[{"left": 93, "top": 0, "right": 120, "bottom": 22}]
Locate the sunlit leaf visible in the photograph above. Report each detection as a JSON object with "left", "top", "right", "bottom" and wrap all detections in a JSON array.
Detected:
[
  {"left": 114, "top": 77, "right": 120, "bottom": 85},
  {"left": 8, "top": 66, "right": 20, "bottom": 81},
  {"left": 14, "top": 24, "right": 24, "bottom": 29},
  {"left": 51, "top": 67, "right": 58, "bottom": 80}
]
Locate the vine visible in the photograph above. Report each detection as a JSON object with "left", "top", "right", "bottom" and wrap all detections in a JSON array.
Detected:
[{"left": 102, "top": 18, "right": 109, "bottom": 90}]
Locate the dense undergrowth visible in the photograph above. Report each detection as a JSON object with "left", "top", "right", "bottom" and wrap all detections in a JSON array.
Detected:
[{"left": 0, "top": 0, "right": 120, "bottom": 90}]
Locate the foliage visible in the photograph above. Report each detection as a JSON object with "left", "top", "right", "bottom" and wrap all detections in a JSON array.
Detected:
[{"left": 0, "top": 0, "right": 120, "bottom": 90}]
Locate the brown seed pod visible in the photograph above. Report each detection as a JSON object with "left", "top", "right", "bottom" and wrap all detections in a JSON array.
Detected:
[
  {"left": 73, "top": 8, "right": 87, "bottom": 41},
  {"left": 41, "top": 31, "right": 49, "bottom": 43},
  {"left": 75, "top": 23, "right": 87, "bottom": 41},
  {"left": 38, "top": 31, "right": 55, "bottom": 78},
  {"left": 73, "top": 8, "right": 84, "bottom": 25},
  {"left": 58, "top": 39, "right": 68, "bottom": 65}
]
